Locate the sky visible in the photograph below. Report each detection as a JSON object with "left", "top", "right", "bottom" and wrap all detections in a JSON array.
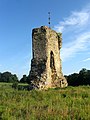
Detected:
[{"left": 0, "top": 0, "right": 90, "bottom": 79}]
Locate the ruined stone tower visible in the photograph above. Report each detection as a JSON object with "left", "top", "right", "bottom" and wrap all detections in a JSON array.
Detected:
[{"left": 29, "top": 26, "right": 68, "bottom": 89}]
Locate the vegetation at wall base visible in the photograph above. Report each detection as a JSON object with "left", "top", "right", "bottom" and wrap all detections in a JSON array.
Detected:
[
  {"left": 0, "top": 68, "right": 90, "bottom": 87},
  {"left": 0, "top": 83, "right": 90, "bottom": 120}
]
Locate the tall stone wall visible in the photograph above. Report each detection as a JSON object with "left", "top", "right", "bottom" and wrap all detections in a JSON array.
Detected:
[
  {"left": 29, "top": 26, "right": 68, "bottom": 89},
  {"left": 32, "top": 27, "right": 47, "bottom": 60}
]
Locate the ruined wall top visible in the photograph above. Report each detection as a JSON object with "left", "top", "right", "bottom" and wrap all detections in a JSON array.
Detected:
[{"left": 32, "top": 26, "right": 62, "bottom": 60}]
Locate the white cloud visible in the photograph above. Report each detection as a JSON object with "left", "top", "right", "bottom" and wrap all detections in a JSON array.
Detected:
[
  {"left": 64, "top": 12, "right": 89, "bottom": 26},
  {"left": 55, "top": 26, "right": 64, "bottom": 33},
  {"left": 54, "top": 5, "right": 90, "bottom": 62},
  {"left": 83, "top": 58, "right": 90, "bottom": 62},
  {"left": 87, "top": 52, "right": 90, "bottom": 54},
  {"left": 54, "top": 7, "right": 90, "bottom": 32},
  {"left": 61, "top": 32, "right": 90, "bottom": 61}
]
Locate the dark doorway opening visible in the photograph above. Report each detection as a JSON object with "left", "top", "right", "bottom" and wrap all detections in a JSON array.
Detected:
[{"left": 50, "top": 51, "right": 55, "bottom": 69}]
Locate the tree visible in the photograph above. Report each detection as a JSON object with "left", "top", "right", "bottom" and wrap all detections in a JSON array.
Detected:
[
  {"left": 0, "top": 73, "right": 2, "bottom": 82},
  {"left": 79, "top": 68, "right": 87, "bottom": 85},
  {"left": 11, "top": 74, "right": 18, "bottom": 82},
  {"left": 86, "top": 70, "right": 90, "bottom": 85},
  {"left": 0, "top": 71, "right": 18, "bottom": 83},
  {"left": 67, "top": 73, "right": 79, "bottom": 86},
  {"left": 20, "top": 75, "right": 27, "bottom": 83},
  {"left": 66, "top": 68, "right": 90, "bottom": 86}
]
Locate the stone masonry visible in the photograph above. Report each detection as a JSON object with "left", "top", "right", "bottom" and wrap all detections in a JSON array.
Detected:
[{"left": 29, "top": 26, "right": 68, "bottom": 89}]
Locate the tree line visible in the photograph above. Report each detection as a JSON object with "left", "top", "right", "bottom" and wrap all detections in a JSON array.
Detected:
[
  {"left": 65, "top": 68, "right": 90, "bottom": 86},
  {"left": 0, "top": 72, "right": 18, "bottom": 83},
  {"left": 0, "top": 68, "right": 90, "bottom": 86}
]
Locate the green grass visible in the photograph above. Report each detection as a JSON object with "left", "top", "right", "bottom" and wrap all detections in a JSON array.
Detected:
[{"left": 0, "top": 83, "right": 90, "bottom": 120}]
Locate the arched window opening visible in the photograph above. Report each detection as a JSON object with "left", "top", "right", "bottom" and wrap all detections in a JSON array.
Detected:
[{"left": 50, "top": 51, "right": 55, "bottom": 69}]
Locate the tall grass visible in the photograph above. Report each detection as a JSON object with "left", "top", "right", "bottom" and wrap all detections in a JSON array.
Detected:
[{"left": 0, "top": 83, "right": 90, "bottom": 120}]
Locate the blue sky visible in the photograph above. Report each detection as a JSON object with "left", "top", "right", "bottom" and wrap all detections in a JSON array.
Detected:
[{"left": 0, "top": 0, "right": 90, "bottom": 79}]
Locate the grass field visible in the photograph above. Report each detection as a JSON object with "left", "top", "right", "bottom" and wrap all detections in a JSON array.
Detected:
[{"left": 0, "top": 83, "right": 90, "bottom": 120}]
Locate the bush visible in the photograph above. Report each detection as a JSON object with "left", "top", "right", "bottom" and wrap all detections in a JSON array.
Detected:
[{"left": 12, "top": 82, "right": 18, "bottom": 89}]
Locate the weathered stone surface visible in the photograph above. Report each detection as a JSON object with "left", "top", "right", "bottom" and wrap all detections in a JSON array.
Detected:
[{"left": 29, "top": 26, "right": 68, "bottom": 89}]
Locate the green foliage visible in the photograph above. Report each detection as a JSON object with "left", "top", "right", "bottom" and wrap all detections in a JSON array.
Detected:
[
  {"left": 0, "top": 83, "right": 90, "bottom": 120},
  {"left": 0, "top": 72, "right": 18, "bottom": 83},
  {"left": 57, "top": 32, "right": 62, "bottom": 38},
  {"left": 66, "top": 68, "right": 90, "bottom": 86},
  {"left": 20, "top": 75, "right": 27, "bottom": 83},
  {"left": 12, "top": 82, "right": 18, "bottom": 89}
]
